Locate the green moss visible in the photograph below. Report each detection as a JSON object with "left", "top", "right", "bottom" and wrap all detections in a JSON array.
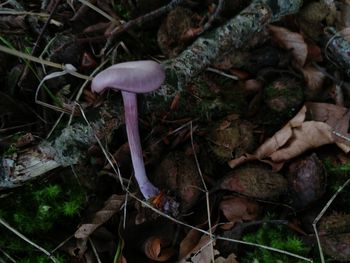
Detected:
[
  {"left": 0, "top": 175, "right": 86, "bottom": 261},
  {"left": 242, "top": 223, "right": 310, "bottom": 263}
]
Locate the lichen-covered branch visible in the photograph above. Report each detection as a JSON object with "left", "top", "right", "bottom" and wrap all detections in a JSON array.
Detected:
[
  {"left": 0, "top": 104, "right": 121, "bottom": 189},
  {"left": 160, "top": 0, "right": 303, "bottom": 97},
  {"left": 324, "top": 27, "right": 350, "bottom": 77}
]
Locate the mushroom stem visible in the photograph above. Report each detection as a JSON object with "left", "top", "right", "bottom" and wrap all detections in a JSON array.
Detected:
[{"left": 122, "top": 91, "right": 160, "bottom": 199}]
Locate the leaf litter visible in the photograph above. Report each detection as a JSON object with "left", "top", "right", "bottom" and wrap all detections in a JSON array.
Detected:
[{"left": 1, "top": 1, "right": 350, "bottom": 262}]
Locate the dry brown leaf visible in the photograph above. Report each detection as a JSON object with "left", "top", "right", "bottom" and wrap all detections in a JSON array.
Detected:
[
  {"left": 75, "top": 195, "right": 125, "bottom": 239},
  {"left": 254, "top": 106, "right": 307, "bottom": 160},
  {"left": 219, "top": 196, "right": 259, "bottom": 225},
  {"left": 306, "top": 102, "right": 350, "bottom": 152},
  {"left": 269, "top": 121, "right": 333, "bottom": 162},
  {"left": 301, "top": 65, "right": 326, "bottom": 94},
  {"left": 179, "top": 229, "right": 202, "bottom": 259},
  {"left": 215, "top": 253, "right": 238, "bottom": 263},
  {"left": 178, "top": 235, "right": 217, "bottom": 263},
  {"left": 228, "top": 105, "right": 337, "bottom": 170},
  {"left": 269, "top": 25, "right": 308, "bottom": 67},
  {"left": 143, "top": 236, "right": 176, "bottom": 262}
]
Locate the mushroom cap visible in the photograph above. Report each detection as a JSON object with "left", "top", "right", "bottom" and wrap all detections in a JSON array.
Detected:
[{"left": 91, "top": 60, "right": 165, "bottom": 94}]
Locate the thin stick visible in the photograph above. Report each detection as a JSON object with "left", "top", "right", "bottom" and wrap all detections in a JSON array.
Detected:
[
  {"left": 207, "top": 67, "right": 238, "bottom": 80},
  {"left": 89, "top": 238, "right": 102, "bottom": 263},
  {"left": 0, "top": 248, "right": 16, "bottom": 263},
  {"left": 190, "top": 121, "right": 215, "bottom": 262},
  {"left": 313, "top": 177, "right": 350, "bottom": 263},
  {"left": 0, "top": 218, "right": 58, "bottom": 263},
  {"left": 51, "top": 235, "right": 73, "bottom": 253},
  {"left": 0, "top": 45, "right": 92, "bottom": 81},
  {"left": 77, "top": 0, "right": 117, "bottom": 22},
  {"left": 216, "top": 236, "right": 313, "bottom": 262},
  {"left": 18, "top": 0, "right": 62, "bottom": 86},
  {"left": 108, "top": 0, "right": 185, "bottom": 37}
]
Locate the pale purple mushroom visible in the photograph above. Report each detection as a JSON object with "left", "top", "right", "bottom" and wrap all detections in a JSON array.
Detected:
[{"left": 91, "top": 60, "right": 165, "bottom": 200}]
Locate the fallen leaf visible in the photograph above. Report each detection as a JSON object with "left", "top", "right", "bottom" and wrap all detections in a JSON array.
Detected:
[
  {"left": 301, "top": 65, "right": 326, "bottom": 96},
  {"left": 228, "top": 105, "right": 337, "bottom": 170},
  {"left": 306, "top": 41, "right": 323, "bottom": 62},
  {"left": 178, "top": 235, "right": 217, "bottom": 263},
  {"left": 179, "top": 229, "right": 202, "bottom": 259},
  {"left": 74, "top": 195, "right": 126, "bottom": 256},
  {"left": 215, "top": 253, "right": 238, "bottom": 263},
  {"left": 269, "top": 25, "right": 308, "bottom": 67},
  {"left": 75, "top": 195, "right": 126, "bottom": 239},
  {"left": 268, "top": 121, "right": 333, "bottom": 162},
  {"left": 143, "top": 236, "right": 176, "bottom": 262},
  {"left": 219, "top": 196, "right": 259, "bottom": 224},
  {"left": 255, "top": 106, "right": 308, "bottom": 160},
  {"left": 306, "top": 102, "right": 350, "bottom": 152}
]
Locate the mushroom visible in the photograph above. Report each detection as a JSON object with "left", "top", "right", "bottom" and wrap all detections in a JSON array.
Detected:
[{"left": 91, "top": 60, "right": 165, "bottom": 200}]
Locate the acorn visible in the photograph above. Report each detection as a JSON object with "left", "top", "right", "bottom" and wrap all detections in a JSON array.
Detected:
[
  {"left": 208, "top": 117, "right": 255, "bottom": 162},
  {"left": 152, "top": 151, "right": 201, "bottom": 212},
  {"left": 220, "top": 164, "right": 287, "bottom": 200},
  {"left": 263, "top": 76, "right": 303, "bottom": 115},
  {"left": 287, "top": 153, "right": 327, "bottom": 209}
]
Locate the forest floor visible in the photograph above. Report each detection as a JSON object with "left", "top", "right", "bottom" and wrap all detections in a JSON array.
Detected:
[{"left": 1, "top": 0, "right": 350, "bottom": 262}]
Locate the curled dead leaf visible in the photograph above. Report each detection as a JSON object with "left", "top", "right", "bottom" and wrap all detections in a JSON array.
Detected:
[
  {"left": 229, "top": 103, "right": 350, "bottom": 170},
  {"left": 269, "top": 25, "right": 308, "bottom": 67},
  {"left": 301, "top": 65, "right": 326, "bottom": 97},
  {"left": 143, "top": 236, "right": 176, "bottom": 262},
  {"left": 178, "top": 235, "right": 217, "bottom": 263},
  {"left": 179, "top": 229, "right": 202, "bottom": 259},
  {"left": 75, "top": 195, "right": 125, "bottom": 239},
  {"left": 215, "top": 253, "right": 238, "bottom": 263}
]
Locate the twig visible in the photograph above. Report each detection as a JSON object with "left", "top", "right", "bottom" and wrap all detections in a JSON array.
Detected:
[
  {"left": 0, "top": 218, "right": 58, "bottom": 263},
  {"left": 162, "top": 0, "right": 302, "bottom": 94},
  {"left": 190, "top": 121, "right": 215, "bottom": 262},
  {"left": 89, "top": 238, "right": 102, "bottom": 263},
  {"left": 77, "top": 0, "right": 117, "bottom": 22},
  {"left": 201, "top": 0, "right": 225, "bottom": 32},
  {"left": 312, "top": 177, "right": 350, "bottom": 263},
  {"left": 107, "top": 0, "right": 186, "bottom": 38},
  {"left": 0, "top": 45, "right": 92, "bottom": 81},
  {"left": 206, "top": 67, "right": 238, "bottom": 80},
  {"left": 18, "top": 0, "right": 62, "bottom": 86},
  {"left": 216, "top": 236, "right": 313, "bottom": 262},
  {"left": 0, "top": 248, "right": 16, "bottom": 263},
  {"left": 51, "top": 235, "right": 73, "bottom": 253}
]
